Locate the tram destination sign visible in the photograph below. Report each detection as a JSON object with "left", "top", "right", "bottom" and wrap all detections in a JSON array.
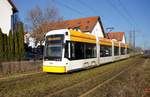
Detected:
[{"left": 46, "top": 34, "right": 64, "bottom": 44}]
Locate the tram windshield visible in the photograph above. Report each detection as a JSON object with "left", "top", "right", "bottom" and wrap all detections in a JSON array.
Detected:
[{"left": 44, "top": 34, "right": 64, "bottom": 61}]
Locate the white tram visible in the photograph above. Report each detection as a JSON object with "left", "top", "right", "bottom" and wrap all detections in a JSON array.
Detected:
[{"left": 43, "top": 29, "right": 129, "bottom": 73}]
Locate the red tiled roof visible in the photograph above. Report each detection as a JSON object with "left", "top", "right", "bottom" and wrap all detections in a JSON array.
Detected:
[
  {"left": 107, "top": 32, "right": 125, "bottom": 41},
  {"left": 7, "top": 0, "right": 18, "bottom": 13},
  {"left": 48, "top": 16, "right": 105, "bottom": 34}
]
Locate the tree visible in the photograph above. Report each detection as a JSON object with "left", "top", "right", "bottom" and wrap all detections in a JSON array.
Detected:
[
  {"left": 7, "top": 32, "right": 10, "bottom": 61},
  {"left": 0, "top": 28, "right": 3, "bottom": 61},
  {"left": 3, "top": 34, "right": 8, "bottom": 61},
  {"left": 27, "top": 5, "right": 63, "bottom": 45},
  {"left": 14, "top": 31, "right": 19, "bottom": 60},
  {"left": 17, "top": 22, "right": 25, "bottom": 60},
  {"left": 8, "top": 30, "right": 14, "bottom": 60}
]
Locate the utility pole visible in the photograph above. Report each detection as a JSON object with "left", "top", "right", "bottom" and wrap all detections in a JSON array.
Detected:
[
  {"left": 129, "top": 31, "right": 132, "bottom": 49},
  {"left": 133, "top": 30, "right": 135, "bottom": 53},
  {"left": 129, "top": 30, "right": 135, "bottom": 55},
  {"left": 129, "top": 30, "right": 133, "bottom": 55}
]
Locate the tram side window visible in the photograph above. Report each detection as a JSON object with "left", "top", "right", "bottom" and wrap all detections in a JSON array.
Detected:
[
  {"left": 65, "top": 41, "right": 69, "bottom": 58},
  {"left": 86, "top": 43, "right": 96, "bottom": 58},
  {"left": 121, "top": 47, "right": 125, "bottom": 55},
  {"left": 70, "top": 42, "right": 75, "bottom": 60},
  {"left": 75, "top": 42, "right": 84, "bottom": 59},
  {"left": 127, "top": 48, "right": 130, "bottom": 54},
  {"left": 68, "top": 42, "right": 96, "bottom": 60},
  {"left": 114, "top": 46, "right": 119, "bottom": 56},
  {"left": 100, "top": 46, "right": 105, "bottom": 57},
  {"left": 100, "top": 45, "right": 112, "bottom": 57},
  {"left": 107, "top": 46, "right": 112, "bottom": 56},
  {"left": 70, "top": 42, "right": 84, "bottom": 60}
]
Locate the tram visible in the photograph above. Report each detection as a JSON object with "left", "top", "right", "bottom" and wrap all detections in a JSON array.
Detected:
[{"left": 43, "top": 29, "right": 129, "bottom": 73}]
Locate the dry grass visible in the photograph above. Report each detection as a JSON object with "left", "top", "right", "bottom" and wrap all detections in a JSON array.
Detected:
[
  {"left": 86, "top": 57, "right": 150, "bottom": 97},
  {"left": 0, "top": 56, "right": 145, "bottom": 97}
]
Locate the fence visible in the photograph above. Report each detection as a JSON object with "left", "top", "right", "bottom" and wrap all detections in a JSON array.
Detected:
[{"left": 0, "top": 60, "right": 42, "bottom": 75}]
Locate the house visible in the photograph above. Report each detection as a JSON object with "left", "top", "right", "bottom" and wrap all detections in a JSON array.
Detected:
[
  {"left": 24, "top": 32, "right": 36, "bottom": 48},
  {"left": 48, "top": 16, "right": 105, "bottom": 38},
  {"left": 29, "top": 16, "right": 128, "bottom": 47},
  {"left": 25, "top": 16, "right": 106, "bottom": 48},
  {"left": 107, "top": 32, "right": 126, "bottom": 43},
  {"left": 0, "top": 0, "right": 18, "bottom": 35}
]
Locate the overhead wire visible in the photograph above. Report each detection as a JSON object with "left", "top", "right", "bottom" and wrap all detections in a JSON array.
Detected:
[
  {"left": 77, "top": 0, "right": 97, "bottom": 15},
  {"left": 106, "top": 0, "right": 133, "bottom": 26},
  {"left": 117, "top": 0, "right": 135, "bottom": 22},
  {"left": 117, "top": 0, "right": 137, "bottom": 29},
  {"left": 76, "top": 0, "right": 112, "bottom": 32},
  {"left": 52, "top": 0, "right": 87, "bottom": 17},
  {"left": 53, "top": 0, "right": 136, "bottom": 32}
]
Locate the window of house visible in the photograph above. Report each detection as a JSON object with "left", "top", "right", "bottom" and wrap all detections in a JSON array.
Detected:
[
  {"left": 86, "top": 20, "right": 90, "bottom": 23},
  {"left": 85, "top": 26, "right": 89, "bottom": 30}
]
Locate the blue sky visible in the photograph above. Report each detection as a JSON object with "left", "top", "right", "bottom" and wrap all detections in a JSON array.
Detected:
[{"left": 12, "top": 0, "right": 150, "bottom": 49}]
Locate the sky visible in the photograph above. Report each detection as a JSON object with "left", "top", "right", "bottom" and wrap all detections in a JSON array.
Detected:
[{"left": 12, "top": 0, "right": 150, "bottom": 49}]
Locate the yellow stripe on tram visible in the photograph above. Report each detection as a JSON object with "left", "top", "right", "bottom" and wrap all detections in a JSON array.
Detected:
[
  {"left": 69, "top": 30, "right": 96, "bottom": 43},
  {"left": 43, "top": 66, "right": 66, "bottom": 73}
]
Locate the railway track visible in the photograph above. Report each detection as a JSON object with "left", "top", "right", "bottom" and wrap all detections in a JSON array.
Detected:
[
  {"left": 48, "top": 70, "right": 112, "bottom": 96},
  {"left": 79, "top": 60, "right": 144, "bottom": 97},
  {"left": 0, "top": 72, "right": 42, "bottom": 81},
  {"left": 46, "top": 57, "right": 145, "bottom": 97}
]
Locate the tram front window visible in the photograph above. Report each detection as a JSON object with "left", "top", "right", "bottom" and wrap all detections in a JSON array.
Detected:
[
  {"left": 44, "top": 45, "right": 62, "bottom": 61},
  {"left": 44, "top": 34, "right": 64, "bottom": 61}
]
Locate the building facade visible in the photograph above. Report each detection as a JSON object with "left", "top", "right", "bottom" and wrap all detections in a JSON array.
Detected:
[
  {"left": 24, "top": 32, "right": 36, "bottom": 48},
  {"left": 107, "top": 32, "right": 126, "bottom": 43},
  {"left": 0, "top": 0, "right": 18, "bottom": 35},
  {"left": 48, "top": 16, "right": 105, "bottom": 38},
  {"left": 27, "top": 16, "right": 128, "bottom": 47}
]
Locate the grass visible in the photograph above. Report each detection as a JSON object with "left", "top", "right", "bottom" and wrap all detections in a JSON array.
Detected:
[
  {"left": 49, "top": 56, "right": 144, "bottom": 97},
  {"left": 0, "top": 56, "right": 144, "bottom": 97},
  {"left": 86, "top": 57, "right": 150, "bottom": 97}
]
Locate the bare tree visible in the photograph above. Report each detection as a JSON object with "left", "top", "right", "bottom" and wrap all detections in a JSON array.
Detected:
[{"left": 27, "top": 5, "right": 63, "bottom": 45}]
